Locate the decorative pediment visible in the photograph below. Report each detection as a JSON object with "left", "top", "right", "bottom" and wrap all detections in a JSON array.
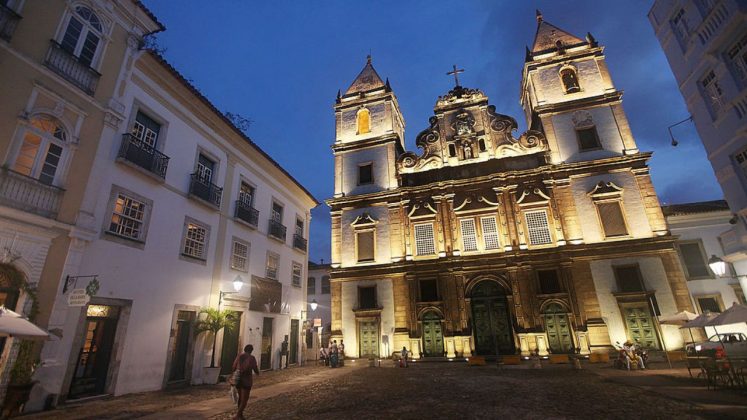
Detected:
[
  {"left": 451, "top": 110, "right": 476, "bottom": 136},
  {"left": 516, "top": 185, "right": 552, "bottom": 206},
  {"left": 351, "top": 212, "right": 378, "bottom": 227},
  {"left": 408, "top": 199, "right": 438, "bottom": 219},
  {"left": 453, "top": 191, "right": 500, "bottom": 213},
  {"left": 588, "top": 181, "right": 623, "bottom": 198}
]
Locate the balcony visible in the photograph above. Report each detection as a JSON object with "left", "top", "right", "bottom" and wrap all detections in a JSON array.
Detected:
[
  {"left": 268, "top": 219, "right": 287, "bottom": 242},
  {"left": 293, "top": 233, "right": 307, "bottom": 251},
  {"left": 234, "top": 200, "right": 259, "bottom": 227},
  {"left": 117, "top": 134, "right": 169, "bottom": 179},
  {"left": 44, "top": 40, "right": 100, "bottom": 95},
  {"left": 0, "top": 169, "right": 63, "bottom": 218},
  {"left": 189, "top": 173, "right": 222, "bottom": 209},
  {"left": 0, "top": 4, "right": 21, "bottom": 42}
]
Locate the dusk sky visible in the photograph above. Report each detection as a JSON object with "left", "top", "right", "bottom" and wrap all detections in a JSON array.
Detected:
[{"left": 142, "top": 0, "right": 723, "bottom": 263}]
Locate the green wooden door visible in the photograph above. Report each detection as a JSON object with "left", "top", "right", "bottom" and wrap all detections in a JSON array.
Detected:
[
  {"left": 471, "top": 282, "right": 514, "bottom": 355},
  {"left": 289, "top": 319, "right": 299, "bottom": 365},
  {"left": 358, "top": 320, "right": 379, "bottom": 358},
  {"left": 543, "top": 304, "right": 573, "bottom": 353},
  {"left": 422, "top": 312, "right": 444, "bottom": 357},
  {"left": 220, "top": 311, "right": 241, "bottom": 375},
  {"left": 260, "top": 317, "right": 273, "bottom": 370},
  {"left": 623, "top": 305, "right": 659, "bottom": 349}
]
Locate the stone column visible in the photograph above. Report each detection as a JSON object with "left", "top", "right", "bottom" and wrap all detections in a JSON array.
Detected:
[
  {"left": 552, "top": 179, "right": 583, "bottom": 244},
  {"left": 493, "top": 187, "right": 513, "bottom": 251},
  {"left": 659, "top": 250, "right": 696, "bottom": 312},
  {"left": 330, "top": 280, "right": 343, "bottom": 336},
  {"left": 330, "top": 210, "right": 342, "bottom": 266},
  {"left": 610, "top": 103, "right": 639, "bottom": 155},
  {"left": 387, "top": 203, "right": 404, "bottom": 261},
  {"left": 539, "top": 116, "right": 562, "bottom": 164},
  {"left": 632, "top": 169, "right": 668, "bottom": 236}
]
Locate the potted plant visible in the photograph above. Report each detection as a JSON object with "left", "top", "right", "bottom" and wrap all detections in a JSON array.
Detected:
[{"left": 194, "top": 308, "right": 236, "bottom": 384}]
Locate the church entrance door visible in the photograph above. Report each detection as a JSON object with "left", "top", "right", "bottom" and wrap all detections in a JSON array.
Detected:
[
  {"left": 470, "top": 281, "right": 514, "bottom": 355},
  {"left": 543, "top": 303, "right": 573, "bottom": 354},
  {"left": 421, "top": 311, "right": 444, "bottom": 357},
  {"left": 358, "top": 320, "right": 379, "bottom": 358},
  {"left": 621, "top": 303, "right": 660, "bottom": 349}
]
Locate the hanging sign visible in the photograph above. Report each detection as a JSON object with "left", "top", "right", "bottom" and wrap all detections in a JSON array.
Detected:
[{"left": 68, "top": 289, "right": 91, "bottom": 307}]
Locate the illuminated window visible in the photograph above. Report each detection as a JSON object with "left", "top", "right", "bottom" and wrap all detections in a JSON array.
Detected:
[
  {"left": 266, "top": 252, "right": 279, "bottom": 280},
  {"left": 414, "top": 223, "right": 436, "bottom": 256},
  {"left": 183, "top": 222, "right": 208, "bottom": 260},
  {"left": 560, "top": 68, "right": 580, "bottom": 93},
  {"left": 460, "top": 219, "right": 478, "bottom": 252},
  {"left": 480, "top": 216, "right": 501, "bottom": 250},
  {"left": 12, "top": 115, "right": 68, "bottom": 185},
  {"left": 356, "top": 108, "right": 370, "bottom": 134},
  {"left": 109, "top": 193, "right": 146, "bottom": 240},
  {"left": 130, "top": 111, "right": 160, "bottom": 148},
  {"left": 524, "top": 210, "right": 552, "bottom": 246},
  {"left": 231, "top": 240, "right": 249, "bottom": 271},
  {"left": 292, "top": 262, "right": 302, "bottom": 287}
]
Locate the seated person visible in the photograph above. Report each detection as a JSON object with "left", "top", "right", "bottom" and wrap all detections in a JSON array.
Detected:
[{"left": 623, "top": 341, "right": 645, "bottom": 370}]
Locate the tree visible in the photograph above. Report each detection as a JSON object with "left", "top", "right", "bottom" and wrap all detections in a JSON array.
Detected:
[
  {"left": 225, "top": 112, "right": 252, "bottom": 135},
  {"left": 194, "top": 308, "right": 237, "bottom": 368}
]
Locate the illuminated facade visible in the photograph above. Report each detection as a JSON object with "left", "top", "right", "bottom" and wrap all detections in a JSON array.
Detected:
[{"left": 327, "top": 13, "right": 694, "bottom": 360}]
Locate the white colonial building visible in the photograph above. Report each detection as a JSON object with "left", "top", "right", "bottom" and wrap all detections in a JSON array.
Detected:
[
  {"left": 307, "top": 261, "right": 331, "bottom": 348},
  {"left": 649, "top": 1, "right": 747, "bottom": 297}
]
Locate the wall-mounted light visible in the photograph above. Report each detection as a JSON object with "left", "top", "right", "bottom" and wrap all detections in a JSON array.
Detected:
[
  {"left": 708, "top": 255, "right": 727, "bottom": 277},
  {"left": 233, "top": 275, "right": 245, "bottom": 292},
  {"left": 667, "top": 115, "right": 693, "bottom": 147},
  {"left": 310, "top": 299, "right": 318, "bottom": 311}
]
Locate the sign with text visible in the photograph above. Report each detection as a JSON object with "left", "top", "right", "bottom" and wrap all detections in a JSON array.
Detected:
[{"left": 67, "top": 289, "right": 90, "bottom": 307}]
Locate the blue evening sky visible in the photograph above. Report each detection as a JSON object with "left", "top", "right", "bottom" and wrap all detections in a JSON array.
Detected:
[{"left": 142, "top": 0, "right": 722, "bottom": 263}]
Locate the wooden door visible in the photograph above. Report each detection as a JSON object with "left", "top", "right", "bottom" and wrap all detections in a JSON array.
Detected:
[
  {"left": 219, "top": 311, "right": 241, "bottom": 375},
  {"left": 169, "top": 310, "right": 194, "bottom": 382},
  {"left": 421, "top": 312, "right": 444, "bottom": 357},
  {"left": 358, "top": 320, "right": 379, "bottom": 358},
  {"left": 260, "top": 317, "right": 273, "bottom": 370},
  {"left": 289, "top": 319, "right": 299, "bottom": 365},
  {"left": 69, "top": 305, "right": 120, "bottom": 399},
  {"left": 543, "top": 304, "right": 573, "bottom": 353},
  {"left": 622, "top": 304, "right": 659, "bottom": 349},
  {"left": 471, "top": 296, "right": 513, "bottom": 355}
]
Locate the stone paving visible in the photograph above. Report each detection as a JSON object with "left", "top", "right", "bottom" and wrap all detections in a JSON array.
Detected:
[{"left": 25, "top": 359, "right": 747, "bottom": 419}]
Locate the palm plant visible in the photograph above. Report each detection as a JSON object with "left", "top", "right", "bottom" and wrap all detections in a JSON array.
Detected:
[{"left": 194, "top": 308, "right": 237, "bottom": 368}]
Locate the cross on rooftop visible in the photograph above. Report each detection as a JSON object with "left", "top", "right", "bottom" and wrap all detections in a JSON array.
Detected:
[{"left": 447, "top": 64, "right": 464, "bottom": 87}]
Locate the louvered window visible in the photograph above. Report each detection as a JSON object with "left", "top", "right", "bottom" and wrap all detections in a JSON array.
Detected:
[
  {"left": 481, "top": 216, "right": 501, "bottom": 250},
  {"left": 460, "top": 219, "right": 478, "bottom": 252},
  {"left": 357, "top": 231, "right": 375, "bottom": 262},
  {"left": 678, "top": 242, "right": 710, "bottom": 279},
  {"left": 231, "top": 240, "right": 249, "bottom": 271},
  {"left": 597, "top": 201, "right": 628, "bottom": 237},
  {"left": 414, "top": 223, "right": 436, "bottom": 256},
  {"left": 183, "top": 223, "right": 207, "bottom": 259},
  {"left": 525, "top": 210, "right": 552, "bottom": 246}
]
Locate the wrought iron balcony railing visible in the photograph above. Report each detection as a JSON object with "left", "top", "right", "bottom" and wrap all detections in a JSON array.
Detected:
[
  {"left": 44, "top": 40, "right": 100, "bottom": 95},
  {"left": 0, "top": 4, "right": 21, "bottom": 42},
  {"left": 189, "top": 173, "right": 222, "bottom": 208},
  {"left": 268, "top": 219, "right": 287, "bottom": 241},
  {"left": 117, "top": 134, "right": 170, "bottom": 179},
  {"left": 293, "top": 233, "right": 307, "bottom": 251},
  {"left": 0, "top": 169, "right": 63, "bottom": 218},
  {"left": 234, "top": 200, "right": 259, "bottom": 227}
]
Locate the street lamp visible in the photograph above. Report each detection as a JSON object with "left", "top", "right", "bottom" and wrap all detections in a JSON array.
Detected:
[
  {"left": 667, "top": 115, "right": 693, "bottom": 147},
  {"left": 219, "top": 275, "right": 245, "bottom": 307},
  {"left": 310, "top": 299, "right": 318, "bottom": 311},
  {"left": 708, "top": 255, "right": 727, "bottom": 277}
]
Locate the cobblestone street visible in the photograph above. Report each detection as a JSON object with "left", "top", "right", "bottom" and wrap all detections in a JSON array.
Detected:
[{"left": 30, "top": 361, "right": 747, "bottom": 419}]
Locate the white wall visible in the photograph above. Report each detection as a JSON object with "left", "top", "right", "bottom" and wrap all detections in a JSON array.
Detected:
[{"left": 340, "top": 278, "right": 394, "bottom": 358}]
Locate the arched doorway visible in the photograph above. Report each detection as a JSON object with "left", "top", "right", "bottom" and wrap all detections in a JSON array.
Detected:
[
  {"left": 543, "top": 303, "right": 573, "bottom": 354},
  {"left": 470, "top": 281, "right": 514, "bottom": 355},
  {"left": 421, "top": 311, "right": 444, "bottom": 357}
]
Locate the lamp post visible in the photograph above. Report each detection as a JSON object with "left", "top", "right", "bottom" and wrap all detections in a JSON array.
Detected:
[
  {"left": 708, "top": 255, "right": 727, "bottom": 277},
  {"left": 667, "top": 115, "right": 693, "bottom": 147}
]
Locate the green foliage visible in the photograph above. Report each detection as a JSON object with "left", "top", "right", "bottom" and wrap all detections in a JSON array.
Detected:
[
  {"left": 0, "top": 263, "right": 38, "bottom": 321},
  {"left": 194, "top": 308, "right": 238, "bottom": 368},
  {"left": 0, "top": 263, "right": 41, "bottom": 385},
  {"left": 9, "top": 341, "right": 38, "bottom": 386}
]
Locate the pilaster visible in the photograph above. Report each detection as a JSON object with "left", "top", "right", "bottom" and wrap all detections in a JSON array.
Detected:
[
  {"left": 632, "top": 169, "right": 668, "bottom": 236},
  {"left": 552, "top": 179, "right": 584, "bottom": 244},
  {"left": 610, "top": 103, "right": 639, "bottom": 154},
  {"left": 659, "top": 249, "right": 696, "bottom": 313}
]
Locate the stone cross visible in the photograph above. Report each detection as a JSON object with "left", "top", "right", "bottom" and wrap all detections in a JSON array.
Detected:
[{"left": 447, "top": 64, "right": 464, "bottom": 87}]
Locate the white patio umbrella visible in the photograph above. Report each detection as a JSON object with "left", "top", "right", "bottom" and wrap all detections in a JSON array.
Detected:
[
  {"left": 680, "top": 311, "right": 718, "bottom": 345},
  {"left": 704, "top": 303, "right": 747, "bottom": 327},
  {"left": 659, "top": 310, "right": 698, "bottom": 326},
  {"left": 0, "top": 306, "right": 48, "bottom": 340}
]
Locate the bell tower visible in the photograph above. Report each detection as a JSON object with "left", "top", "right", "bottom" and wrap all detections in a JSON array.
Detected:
[
  {"left": 333, "top": 56, "right": 404, "bottom": 198},
  {"left": 520, "top": 11, "right": 639, "bottom": 164}
]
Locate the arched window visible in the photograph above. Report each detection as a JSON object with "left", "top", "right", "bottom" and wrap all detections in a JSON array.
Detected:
[
  {"left": 560, "top": 68, "right": 580, "bottom": 93},
  {"left": 60, "top": 5, "right": 104, "bottom": 67},
  {"left": 356, "top": 108, "right": 370, "bottom": 135},
  {"left": 12, "top": 115, "right": 68, "bottom": 185}
]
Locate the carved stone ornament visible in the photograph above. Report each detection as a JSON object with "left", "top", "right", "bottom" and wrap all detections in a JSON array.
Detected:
[
  {"left": 571, "top": 110, "right": 593, "bottom": 128},
  {"left": 398, "top": 116, "right": 442, "bottom": 172},
  {"left": 451, "top": 110, "right": 476, "bottom": 136},
  {"left": 516, "top": 185, "right": 552, "bottom": 205},
  {"left": 436, "top": 86, "right": 486, "bottom": 107},
  {"left": 408, "top": 199, "right": 438, "bottom": 219},
  {"left": 587, "top": 181, "right": 623, "bottom": 197},
  {"left": 351, "top": 212, "right": 378, "bottom": 227},
  {"left": 453, "top": 191, "right": 500, "bottom": 213}
]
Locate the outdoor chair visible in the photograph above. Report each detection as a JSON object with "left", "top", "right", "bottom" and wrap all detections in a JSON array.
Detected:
[{"left": 700, "top": 359, "right": 732, "bottom": 390}]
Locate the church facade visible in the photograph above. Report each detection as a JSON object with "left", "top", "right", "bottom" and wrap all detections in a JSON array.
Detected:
[{"left": 327, "top": 13, "right": 694, "bottom": 359}]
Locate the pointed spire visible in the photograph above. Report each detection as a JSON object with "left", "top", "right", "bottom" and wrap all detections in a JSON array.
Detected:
[
  {"left": 343, "top": 55, "right": 386, "bottom": 96},
  {"left": 525, "top": 46, "right": 532, "bottom": 62},
  {"left": 385, "top": 77, "right": 391, "bottom": 92},
  {"left": 336, "top": 89, "right": 341, "bottom": 103},
  {"left": 367, "top": 54, "right": 372, "bottom": 65},
  {"left": 531, "top": 12, "right": 585, "bottom": 54},
  {"left": 586, "top": 32, "right": 597, "bottom": 46},
  {"left": 536, "top": 9, "right": 543, "bottom": 23}
]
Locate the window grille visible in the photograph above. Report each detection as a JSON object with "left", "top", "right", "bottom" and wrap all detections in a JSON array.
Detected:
[
  {"left": 109, "top": 194, "right": 146, "bottom": 240},
  {"left": 266, "top": 253, "right": 279, "bottom": 280},
  {"left": 414, "top": 223, "right": 436, "bottom": 255},
  {"left": 292, "top": 262, "right": 302, "bottom": 287},
  {"left": 524, "top": 210, "right": 552, "bottom": 246},
  {"left": 698, "top": 297, "right": 721, "bottom": 313},
  {"left": 481, "top": 216, "right": 501, "bottom": 250},
  {"left": 307, "top": 277, "right": 316, "bottom": 295},
  {"left": 231, "top": 241, "right": 248, "bottom": 271},
  {"left": 597, "top": 201, "right": 628, "bottom": 237},
  {"left": 728, "top": 33, "right": 747, "bottom": 82},
  {"left": 537, "top": 270, "right": 562, "bottom": 294},
  {"left": 183, "top": 223, "right": 207, "bottom": 259},
  {"left": 357, "top": 230, "right": 375, "bottom": 262},
  {"left": 701, "top": 70, "right": 723, "bottom": 113},
  {"left": 460, "top": 219, "right": 478, "bottom": 252}
]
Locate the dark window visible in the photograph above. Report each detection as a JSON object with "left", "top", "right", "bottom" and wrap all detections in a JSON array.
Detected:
[
  {"left": 537, "top": 270, "right": 562, "bottom": 294},
  {"left": 359, "top": 286, "right": 377, "bottom": 309},
  {"left": 576, "top": 127, "right": 601, "bottom": 151},
  {"left": 678, "top": 242, "right": 711, "bottom": 279},
  {"left": 357, "top": 231, "right": 374, "bottom": 262},
  {"left": 358, "top": 163, "right": 373, "bottom": 185},
  {"left": 196, "top": 153, "right": 215, "bottom": 183},
  {"left": 560, "top": 68, "right": 580, "bottom": 93},
  {"left": 307, "top": 277, "right": 316, "bottom": 295},
  {"left": 698, "top": 297, "right": 721, "bottom": 313},
  {"left": 448, "top": 144, "right": 456, "bottom": 157},
  {"left": 419, "top": 279, "right": 438, "bottom": 302},
  {"left": 272, "top": 202, "right": 283, "bottom": 222},
  {"left": 597, "top": 201, "right": 628, "bottom": 237},
  {"left": 479, "top": 139, "right": 486, "bottom": 152},
  {"left": 321, "top": 276, "right": 330, "bottom": 294},
  {"left": 614, "top": 265, "right": 645, "bottom": 293}
]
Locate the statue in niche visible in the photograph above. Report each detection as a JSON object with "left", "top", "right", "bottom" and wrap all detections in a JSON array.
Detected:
[{"left": 463, "top": 143, "right": 473, "bottom": 159}]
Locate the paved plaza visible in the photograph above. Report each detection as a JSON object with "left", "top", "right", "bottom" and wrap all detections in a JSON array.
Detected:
[{"left": 27, "top": 360, "right": 747, "bottom": 419}]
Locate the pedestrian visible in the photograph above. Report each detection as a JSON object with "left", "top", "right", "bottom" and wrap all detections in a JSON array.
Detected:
[
  {"left": 319, "top": 346, "right": 328, "bottom": 366},
  {"left": 339, "top": 339, "right": 345, "bottom": 367},
  {"left": 400, "top": 346, "right": 409, "bottom": 368},
  {"left": 329, "top": 340, "right": 339, "bottom": 368},
  {"left": 232, "top": 344, "right": 260, "bottom": 420}
]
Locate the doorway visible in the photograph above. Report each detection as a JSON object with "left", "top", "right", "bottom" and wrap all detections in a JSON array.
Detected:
[
  {"left": 421, "top": 311, "right": 444, "bottom": 357},
  {"left": 470, "top": 281, "right": 514, "bottom": 355},
  {"left": 168, "top": 310, "right": 195, "bottom": 382},
  {"left": 621, "top": 303, "right": 660, "bottom": 349},
  {"left": 260, "top": 317, "right": 273, "bottom": 370},
  {"left": 69, "top": 305, "right": 120, "bottom": 399},
  {"left": 543, "top": 303, "right": 573, "bottom": 354},
  {"left": 219, "top": 311, "right": 242, "bottom": 375},
  {"left": 358, "top": 319, "right": 379, "bottom": 358},
  {"left": 289, "top": 319, "right": 299, "bottom": 365}
]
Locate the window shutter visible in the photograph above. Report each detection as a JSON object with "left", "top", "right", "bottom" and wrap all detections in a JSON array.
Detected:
[
  {"left": 460, "top": 219, "right": 478, "bottom": 252},
  {"left": 679, "top": 242, "right": 710, "bottom": 278},
  {"left": 597, "top": 202, "right": 628, "bottom": 237},
  {"left": 414, "top": 224, "right": 436, "bottom": 255},
  {"left": 525, "top": 210, "right": 552, "bottom": 245},
  {"left": 357, "top": 231, "right": 375, "bottom": 262},
  {"left": 480, "top": 216, "right": 501, "bottom": 250}
]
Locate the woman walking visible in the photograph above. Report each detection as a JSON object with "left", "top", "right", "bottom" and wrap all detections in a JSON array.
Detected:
[{"left": 232, "top": 344, "right": 260, "bottom": 420}]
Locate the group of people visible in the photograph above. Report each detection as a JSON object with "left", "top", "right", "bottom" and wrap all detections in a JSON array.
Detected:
[{"left": 319, "top": 339, "right": 345, "bottom": 367}]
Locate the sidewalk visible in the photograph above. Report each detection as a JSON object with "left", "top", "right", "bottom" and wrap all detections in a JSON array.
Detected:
[
  {"left": 143, "top": 362, "right": 364, "bottom": 419},
  {"left": 587, "top": 362, "right": 747, "bottom": 419}
]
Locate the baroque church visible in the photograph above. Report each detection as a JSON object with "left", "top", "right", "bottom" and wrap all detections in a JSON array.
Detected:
[{"left": 326, "top": 13, "right": 694, "bottom": 359}]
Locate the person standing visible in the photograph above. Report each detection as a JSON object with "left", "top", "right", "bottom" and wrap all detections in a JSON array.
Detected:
[
  {"left": 232, "top": 344, "right": 260, "bottom": 420},
  {"left": 339, "top": 340, "right": 345, "bottom": 367},
  {"left": 329, "top": 340, "right": 339, "bottom": 368},
  {"left": 400, "top": 346, "right": 409, "bottom": 368}
]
